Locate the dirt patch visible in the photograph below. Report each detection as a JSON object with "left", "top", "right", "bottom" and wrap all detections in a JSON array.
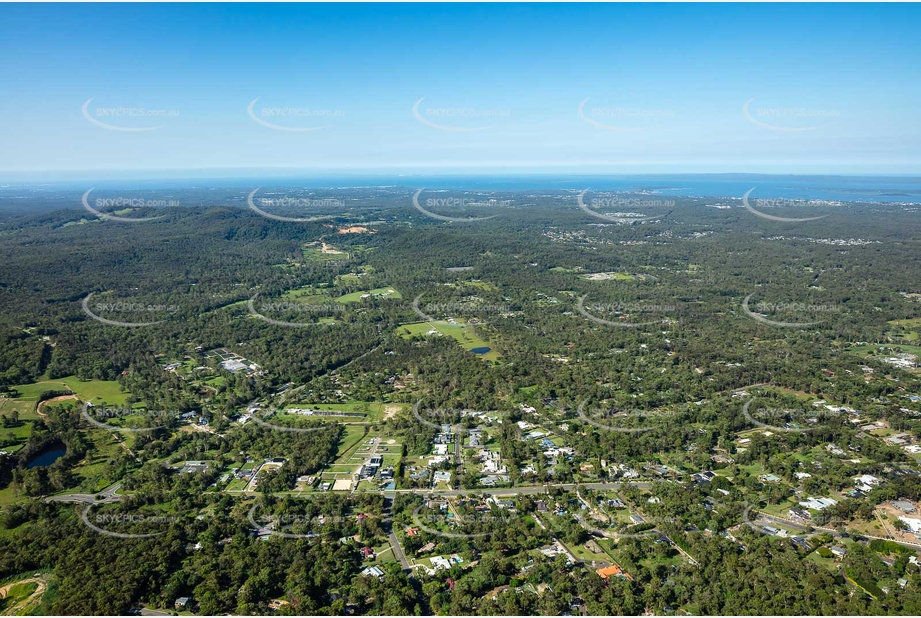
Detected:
[
  {"left": 36, "top": 394, "right": 79, "bottom": 418},
  {"left": 338, "top": 226, "right": 373, "bottom": 235},
  {"left": 0, "top": 576, "right": 47, "bottom": 615},
  {"left": 873, "top": 502, "right": 921, "bottom": 544},
  {"left": 383, "top": 405, "right": 401, "bottom": 420},
  {"left": 320, "top": 242, "right": 345, "bottom": 255}
]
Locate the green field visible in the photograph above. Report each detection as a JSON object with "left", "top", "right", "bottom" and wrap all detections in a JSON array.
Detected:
[
  {"left": 7, "top": 376, "right": 129, "bottom": 406},
  {"left": 849, "top": 343, "right": 921, "bottom": 358},
  {"left": 303, "top": 245, "right": 348, "bottom": 261},
  {"left": 581, "top": 272, "right": 635, "bottom": 281},
  {"left": 337, "top": 287, "right": 402, "bottom": 303},
  {"left": 1, "top": 377, "right": 133, "bottom": 463},
  {"left": 281, "top": 286, "right": 336, "bottom": 304},
  {"left": 335, "top": 425, "right": 370, "bottom": 460},
  {"left": 0, "top": 580, "right": 40, "bottom": 613},
  {"left": 397, "top": 321, "right": 499, "bottom": 361},
  {"left": 282, "top": 401, "right": 386, "bottom": 423},
  {"left": 886, "top": 318, "right": 921, "bottom": 342}
]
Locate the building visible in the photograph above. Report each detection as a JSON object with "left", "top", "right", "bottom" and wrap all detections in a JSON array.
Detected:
[
  {"left": 596, "top": 565, "right": 632, "bottom": 580},
  {"left": 175, "top": 597, "right": 192, "bottom": 610},
  {"left": 799, "top": 497, "right": 838, "bottom": 511},
  {"left": 898, "top": 516, "right": 921, "bottom": 534},
  {"left": 789, "top": 507, "right": 811, "bottom": 522},
  {"left": 691, "top": 471, "right": 716, "bottom": 484}
]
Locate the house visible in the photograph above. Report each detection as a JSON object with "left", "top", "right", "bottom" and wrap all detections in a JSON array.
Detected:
[
  {"left": 405, "top": 527, "right": 419, "bottom": 537},
  {"left": 361, "top": 566, "right": 384, "bottom": 578},
  {"left": 268, "top": 599, "right": 290, "bottom": 611},
  {"left": 360, "top": 546, "right": 375, "bottom": 559},
  {"left": 898, "top": 516, "right": 921, "bottom": 534},
  {"left": 830, "top": 545, "right": 847, "bottom": 558},
  {"left": 430, "top": 556, "right": 452, "bottom": 571},
  {"left": 854, "top": 474, "right": 882, "bottom": 487},
  {"left": 629, "top": 514, "right": 644, "bottom": 525},
  {"left": 789, "top": 507, "right": 811, "bottom": 522},
  {"left": 180, "top": 461, "right": 208, "bottom": 474},
  {"left": 691, "top": 471, "right": 716, "bottom": 484},
  {"left": 174, "top": 597, "right": 192, "bottom": 610},
  {"left": 892, "top": 500, "right": 916, "bottom": 513},
  {"left": 759, "top": 473, "right": 782, "bottom": 483},
  {"left": 596, "top": 565, "right": 632, "bottom": 580},
  {"left": 799, "top": 497, "right": 838, "bottom": 511},
  {"left": 418, "top": 542, "right": 437, "bottom": 553}
]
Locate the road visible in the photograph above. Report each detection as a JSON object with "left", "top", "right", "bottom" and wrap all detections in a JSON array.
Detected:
[
  {"left": 242, "top": 481, "right": 652, "bottom": 500},
  {"left": 382, "top": 495, "right": 411, "bottom": 571},
  {"left": 453, "top": 425, "right": 463, "bottom": 481},
  {"left": 0, "top": 575, "right": 47, "bottom": 615},
  {"left": 754, "top": 509, "right": 921, "bottom": 551},
  {"left": 44, "top": 482, "right": 123, "bottom": 504},
  {"left": 390, "top": 481, "right": 651, "bottom": 497}
]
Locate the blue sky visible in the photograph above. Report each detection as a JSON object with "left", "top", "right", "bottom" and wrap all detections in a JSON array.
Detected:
[{"left": 1, "top": 2, "right": 919, "bottom": 179}]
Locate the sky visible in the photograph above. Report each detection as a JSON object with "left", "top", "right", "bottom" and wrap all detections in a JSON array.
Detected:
[{"left": 1, "top": 2, "right": 919, "bottom": 180}]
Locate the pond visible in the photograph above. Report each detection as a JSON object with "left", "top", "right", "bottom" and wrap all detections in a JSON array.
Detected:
[
  {"left": 470, "top": 347, "right": 492, "bottom": 355},
  {"left": 26, "top": 447, "right": 66, "bottom": 468}
]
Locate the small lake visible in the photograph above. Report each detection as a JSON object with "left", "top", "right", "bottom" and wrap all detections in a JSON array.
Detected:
[
  {"left": 26, "top": 447, "right": 66, "bottom": 468},
  {"left": 470, "top": 347, "right": 491, "bottom": 355}
]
